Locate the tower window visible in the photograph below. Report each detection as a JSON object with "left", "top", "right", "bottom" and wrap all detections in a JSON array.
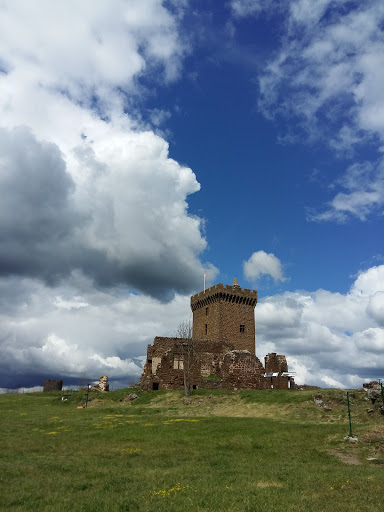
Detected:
[
  {"left": 240, "top": 324, "right": 245, "bottom": 333},
  {"left": 205, "top": 324, "right": 208, "bottom": 335},
  {"left": 205, "top": 307, "right": 209, "bottom": 316}
]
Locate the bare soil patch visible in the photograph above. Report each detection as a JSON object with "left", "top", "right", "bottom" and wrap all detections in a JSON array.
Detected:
[{"left": 330, "top": 450, "right": 361, "bottom": 465}]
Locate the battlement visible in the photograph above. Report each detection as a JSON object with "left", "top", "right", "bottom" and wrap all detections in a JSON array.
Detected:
[{"left": 191, "top": 283, "right": 257, "bottom": 311}]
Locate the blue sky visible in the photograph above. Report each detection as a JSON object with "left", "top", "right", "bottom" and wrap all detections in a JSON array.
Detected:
[
  {"left": 0, "top": 0, "right": 383, "bottom": 390},
  {"left": 146, "top": 1, "right": 384, "bottom": 295}
]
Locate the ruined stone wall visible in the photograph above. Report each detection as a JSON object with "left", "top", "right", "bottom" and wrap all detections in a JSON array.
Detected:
[
  {"left": 271, "top": 376, "right": 289, "bottom": 390},
  {"left": 139, "top": 337, "right": 175, "bottom": 390},
  {"left": 140, "top": 345, "right": 153, "bottom": 385},
  {"left": 139, "top": 339, "right": 292, "bottom": 391},
  {"left": 149, "top": 348, "right": 186, "bottom": 391},
  {"left": 220, "top": 351, "right": 267, "bottom": 389},
  {"left": 191, "top": 283, "right": 257, "bottom": 353},
  {"left": 140, "top": 337, "right": 235, "bottom": 391},
  {"left": 43, "top": 379, "right": 63, "bottom": 392},
  {"left": 264, "top": 353, "right": 290, "bottom": 390},
  {"left": 140, "top": 337, "right": 188, "bottom": 390},
  {"left": 263, "top": 375, "right": 290, "bottom": 390},
  {"left": 150, "top": 337, "right": 181, "bottom": 375},
  {"left": 264, "top": 353, "right": 288, "bottom": 373},
  {"left": 99, "top": 376, "right": 109, "bottom": 391}
]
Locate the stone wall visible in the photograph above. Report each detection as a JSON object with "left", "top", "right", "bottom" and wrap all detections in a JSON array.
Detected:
[
  {"left": 264, "top": 353, "right": 288, "bottom": 373},
  {"left": 140, "top": 337, "right": 234, "bottom": 391},
  {"left": 99, "top": 376, "right": 109, "bottom": 391},
  {"left": 220, "top": 351, "right": 267, "bottom": 389},
  {"left": 43, "top": 379, "right": 63, "bottom": 392},
  {"left": 264, "top": 353, "right": 290, "bottom": 390},
  {"left": 139, "top": 338, "right": 286, "bottom": 391},
  {"left": 264, "top": 374, "right": 290, "bottom": 390}
]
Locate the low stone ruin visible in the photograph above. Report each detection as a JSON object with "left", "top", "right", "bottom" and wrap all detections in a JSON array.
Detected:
[
  {"left": 120, "top": 393, "right": 138, "bottom": 402},
  {"left": 43, "top": 379, "right": 63, "bottom": 392},
  {"left": 363, "top": 381, "right": 383, "bottom": 414},
  {"left": 99, "top": 375, "right": 109, "bottom": 391},
  {"left": 363, "top": 381, "right": 380, "bottom": 389},
  {"left": 91, "top": 375, "right": 109, "bottom": 392},
  {"left": 313, "top": 393, "right": 332, "bottom": 411}
]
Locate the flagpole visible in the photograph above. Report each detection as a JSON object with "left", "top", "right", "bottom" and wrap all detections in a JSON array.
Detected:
[{"left": 204, "top": 273, "right": 206, "bottom": 291}]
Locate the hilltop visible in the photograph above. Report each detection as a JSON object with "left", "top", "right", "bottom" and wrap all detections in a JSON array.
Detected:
[{"left": 1, "top": 388, "right": 383, "bottom": 512}]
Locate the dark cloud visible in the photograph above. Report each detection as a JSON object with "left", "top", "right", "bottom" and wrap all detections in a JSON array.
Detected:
[
  {"left": 0, "top": 126, "right": 85, "bottom": 281},
  {"left": 0, "top": 127, "right": 77, "bottom": 237},
  {"left": 0, "top": 127, "right": 209, "bottom": 299}
]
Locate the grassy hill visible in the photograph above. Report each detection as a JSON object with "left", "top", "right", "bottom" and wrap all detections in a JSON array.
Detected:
[{"left": 1, "top": 387, "right": 383, "bottom": 511}]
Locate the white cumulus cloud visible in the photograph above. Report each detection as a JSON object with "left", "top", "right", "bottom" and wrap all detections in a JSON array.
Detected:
[
  {"left": 255, "top": 265, "right": 384, "bottom": 387},
  {"left": 243, "top": 251, "right": 287, "bottom": 282}
]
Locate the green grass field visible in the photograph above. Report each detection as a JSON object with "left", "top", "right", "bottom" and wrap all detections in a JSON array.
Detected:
[{"left": 1, "top": 388, "right": 383, "bottom": 511}]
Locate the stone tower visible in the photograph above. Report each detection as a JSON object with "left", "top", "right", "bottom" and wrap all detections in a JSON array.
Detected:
[{"left": 190, "top": 277, "right": 257, "bottom": 353}]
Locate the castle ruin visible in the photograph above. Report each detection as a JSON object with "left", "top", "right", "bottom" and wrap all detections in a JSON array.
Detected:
[
  {"left": 140, "top": 277, "right": 294, "bottom": 391},
  {"left": 43, "top": 379, "right": 63, "bottom": 392}
]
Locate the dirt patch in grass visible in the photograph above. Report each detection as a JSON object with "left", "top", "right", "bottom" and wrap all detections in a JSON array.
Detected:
[
  {"left": 253, "top": 481, "right": 287, "bottom": 488},
  {"left": 330, "top": 450, "right": 361, "bottom": 465}
]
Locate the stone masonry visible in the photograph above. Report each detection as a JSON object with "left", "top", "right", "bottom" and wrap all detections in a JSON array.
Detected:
[
  {"left": 43, "top": 379, "right": 63, "bottom": 392},
  {"left": 191, "top": 276, "right": 257, "bottom": 353},
  {"left": 91, "top": 375, "right": 110, "bottom": 392},
  {"left": 140, "top": 277, "right": 293, "bottom": 391},
  {"left": 264, "top": 353, "right": 292, "bottom": 390}
]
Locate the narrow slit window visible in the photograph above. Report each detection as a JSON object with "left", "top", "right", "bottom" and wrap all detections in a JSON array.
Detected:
[
  {"left": 205, "top": 307, "right": 209, "bottom": 316},
  {"left": 240, "top": 324, "right": 245, "bottom": 333},
  {"left": 205, "top": 323, "right": 208, "bottom": 335}
]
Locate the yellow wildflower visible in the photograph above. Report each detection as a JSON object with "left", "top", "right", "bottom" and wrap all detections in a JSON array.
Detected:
[
  {"left": 151, "top": 483, "right": 188, "bottom": 497},
  {"left": 163, "top": 419, "right": 199, "bottom": 424},
  {"left": 121, "top": 448, "right": 142, "bottom": 454}
]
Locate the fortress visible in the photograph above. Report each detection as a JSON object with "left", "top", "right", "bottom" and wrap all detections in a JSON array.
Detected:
[{"left": 140, "top": 277, "right": 294, "bottom": 391}]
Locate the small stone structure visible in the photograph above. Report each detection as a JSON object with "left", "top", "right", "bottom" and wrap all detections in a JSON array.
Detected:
[
  {"left": 140, "top": 277, "right": 294, "bottom": 391},
  {"left": 92, "top": 375, "right": 109, "bottom": 392},
  {"left": 43, "top": 379, "right": 63, "bottom": 392},
  {"left": 99, "top": 375, "right": 109, "bottom": 391},
  {"left": 363, "top": 381, "right": 380, "bottom": 389},
  {"left": 363, "top": 381, "right": 383, "bottom": 413}
]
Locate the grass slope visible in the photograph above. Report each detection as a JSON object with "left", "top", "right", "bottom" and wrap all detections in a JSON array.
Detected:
[{"left": 0, "top": 388, "right": 383, "bottom": 512}]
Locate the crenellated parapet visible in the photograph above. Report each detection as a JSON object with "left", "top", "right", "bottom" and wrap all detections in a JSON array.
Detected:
[{"left": 191, "top": 283, "right": 257, "bottom": 311}]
